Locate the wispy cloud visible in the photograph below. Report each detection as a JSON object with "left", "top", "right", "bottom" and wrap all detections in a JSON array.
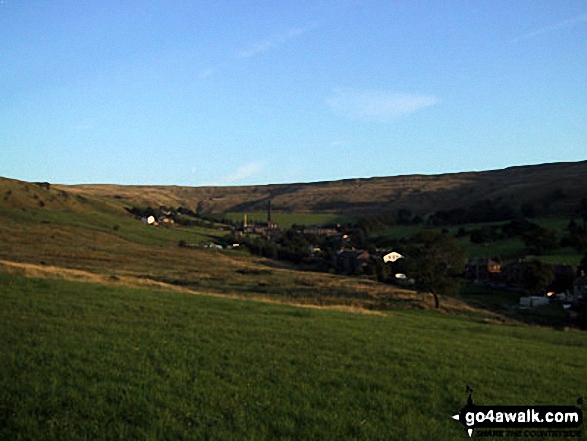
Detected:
[
  {"left": 199, "top": 68, "right": 216, "bottom": 79},
  {"left": 237, "top": 23, "right": 317, "bottom": 59},
  {"left": 217, "top": 161, "right": 264, "bottom": 185},
  {"left": 326, "top": 89, "right": 439, "bottom": 122},
  {"left": 514, "top": 13, "right": 587, "bottom": 42}
]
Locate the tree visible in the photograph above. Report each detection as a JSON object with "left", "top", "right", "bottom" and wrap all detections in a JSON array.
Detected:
[
  {"left": 523, "top": 227, "right": 559, "bottom": 255},
  {"left": 351, "top": 227, "right": 369, "bottom": 249},
  {"left": 408, "top": 231, "right": 467, "bottom": 309},
  {"left": 397, "top": 208, "right": 413, "bottom": 225},
  {"left": 579, "top": 254, "right": 587, "bottom": 277},
  {"left": 523, "top": 260, "right": 554, "bottom": 296},
  {"left": 375, "top": 258, "right": 392, "bottom": 283},
  {"left": 563, "top": 220, "right": 587, "bottom": 252},
  {"left": 578, "top": 197, "right": 587, "bottom": 227}
]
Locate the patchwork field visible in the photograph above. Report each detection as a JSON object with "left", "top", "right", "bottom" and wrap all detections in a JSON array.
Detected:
[{"left": 1, "top": 274, "right": 586, "bottom": 440}]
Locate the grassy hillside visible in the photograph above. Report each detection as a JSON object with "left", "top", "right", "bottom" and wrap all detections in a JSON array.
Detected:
[
  {"left": 55, "top": 160, "right": 587, "bottom": 218},
  {"left": 1, "top": 274, "right": 586, "bottom": 440},
  {"left": 1, "top": 177, "right": 112, "bottom": 212},
  {"left": 1, "top": 171, "right": 587, "bottom": 439},
  {"left": 0, "top": 178, "right": 223, "bottom": 267},
  {"left": 1, "top": 176, "right": 467, "bottom": 314}
]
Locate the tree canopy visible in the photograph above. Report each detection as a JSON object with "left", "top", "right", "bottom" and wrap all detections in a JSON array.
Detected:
[{"left": 406, "top": 231, "right": 467, "bottom": 309}]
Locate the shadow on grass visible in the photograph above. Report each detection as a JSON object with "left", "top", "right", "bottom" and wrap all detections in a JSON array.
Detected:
[{"left": 137, "top": 272, "right": 432, "bottom": 313}]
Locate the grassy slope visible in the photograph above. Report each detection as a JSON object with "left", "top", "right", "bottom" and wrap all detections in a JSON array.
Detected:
[
  {"left": 55, "top": 160, "right": 587, "bottom": 216},
  {"left": 1, "top": 176, "right": 587, "bottom": 439},
  {"left": 1, "top": 274, "right": 586, "bottom": 440},
  {"left": 0, "top": 178, "right": 221, "bottom": 247},
  {"left": 0, "top": 177, "right": 458, "bottom": 314}
]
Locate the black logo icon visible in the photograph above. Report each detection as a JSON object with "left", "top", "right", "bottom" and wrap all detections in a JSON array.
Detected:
[{"left": 452, "top": 386, "right": 583, "bottom": 438}]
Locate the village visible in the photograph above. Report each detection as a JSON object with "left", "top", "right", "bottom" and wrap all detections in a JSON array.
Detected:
[{"left": 130, "top": 202, "right": 587, "bottom": 324}]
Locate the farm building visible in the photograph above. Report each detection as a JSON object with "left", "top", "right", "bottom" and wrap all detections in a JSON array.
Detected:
[
  {"left": 141, "top": 215, "right": 157, "bottom": 225},
  {"left": 466, "top": 257, "right": 501, "bottom": 282},
  {"left": 519, "top": 296, "right": 549, "bottom": 308}
]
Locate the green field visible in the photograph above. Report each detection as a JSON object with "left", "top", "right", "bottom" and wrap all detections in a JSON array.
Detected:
[
  {"left": 1, "top": 274, "right": 586, "bottom": 440},
  {"left": 219, "top": 212, "right": 352, "bottom": 229},
  {"left": 2, "top": 177, "right": 587, "bottom": 440},
  {"left": 374, "top": 217, "right": 584, "bottom": 265}
]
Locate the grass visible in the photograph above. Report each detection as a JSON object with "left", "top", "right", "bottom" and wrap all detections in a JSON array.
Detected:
[
  {"left": 458, "top": 284, "right": 571, "bottom": 327},
  {"left": 1, "top": 274, "right": 586, "bottom": 440},
  {"left": 372, "top": 224, "right": 428, "bottom": 241},
  {"left": 534, "top": 250, "right": 583, "bottom": 266},
  {"left": 0, "top": 199, "right": 448, "bottom": 314},
  {"left": 219, "top": 212, "right": 352, "bottom": 229},
  {"left": 456, "top": 236, "right": 526, "bottom": 259},
  {"left": 459, "top": 284, "right": 521, "bottom": 310},
  {"left": 0, "top": 205, "right": 221, "bottom": 248},
  {"left": 2, "top": 178, "right": 587, "bottom": 439},
  {"left": 533, "top": 217, "right": 577, "bottom": 232},
  {"left": 373, "top": 217, "right": 584, "bottom": 265}
]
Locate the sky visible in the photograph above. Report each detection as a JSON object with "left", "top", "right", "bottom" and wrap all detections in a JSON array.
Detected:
[{"left": 1, "top": 1, "right": 586, "bottom": 186}]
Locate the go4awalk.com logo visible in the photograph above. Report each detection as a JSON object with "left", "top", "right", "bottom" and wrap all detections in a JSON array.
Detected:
[{"left": 452, "top": 386, "right": 584, "bottom": 438}]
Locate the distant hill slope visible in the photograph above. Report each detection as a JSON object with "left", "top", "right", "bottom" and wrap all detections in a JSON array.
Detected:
[
  {"left": 0, "top": 178, "right": 92, "bottom": 212},
  {"left": 0, "top": 177, "right": 125, "bottom": 214},
  {"left": 20, "top": 160, "right": 587, "bottom": 218}
]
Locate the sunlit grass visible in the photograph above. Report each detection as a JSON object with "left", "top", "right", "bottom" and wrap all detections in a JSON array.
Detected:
[{"left": 1, "top": 274, "right": 586, "bottom": 440}]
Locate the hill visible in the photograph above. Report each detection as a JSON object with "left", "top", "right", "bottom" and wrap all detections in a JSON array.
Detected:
[
  {"left": 1, "top": 166, "right": 586, "bottom": 439},
  {"left": 0, "top": 176, "right": 471, "bottom": 315},
  {"left": 55, "top": 160, "right": 587, "bottom": 218}
]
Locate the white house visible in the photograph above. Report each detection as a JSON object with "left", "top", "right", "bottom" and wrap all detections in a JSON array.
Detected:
[
  {"left": 141, "top": 215, "right": 157, "bottom": 225},
  {"left": 383, "top": 252, "right": 404, "bottom": 263}
]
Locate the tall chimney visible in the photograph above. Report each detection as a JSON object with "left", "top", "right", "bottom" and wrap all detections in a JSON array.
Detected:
[{"left": 267, "top": 198, "right": 271, "bottom": 223}]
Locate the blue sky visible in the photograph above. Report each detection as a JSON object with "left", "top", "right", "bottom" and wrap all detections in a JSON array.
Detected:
[{"left": 1, "top": 1, "right": 586, "bottom": 186}]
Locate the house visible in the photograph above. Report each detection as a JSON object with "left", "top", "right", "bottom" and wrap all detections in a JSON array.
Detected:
[
  {"left": 519, "top": 296, "right": 549, "bottom": 308},
  {"left": 241, "top": 221, "right": 279, "bottom": 237},
  {"left": 201, "top": 243, "right": 223, "bottom": 250},
  {"left": 302, "top": 226, "right": 340, "bottom": 237},
  {"left": 564, "top": 273, "right": 587, "bottom": 323},
  {"left": 237, "top": 210, "right": 279, "bottom": 237},
  {"left": 465, "top": 257, "right": 501, "bottom": 282},
  {"left": 501, "top": 261, "right": 533, "bottom": 287},
  {"left": 334, "top": 250, "right": 370, "bottom": 275},
  {"left": 550, "top": 265, "right": 576, "bottom": 292},
  {"left": 572, "top": 272, "right": 587, "bottom": 304},
  {"left": 308, "top": 246, "right": 322, "bottom": 256},
  {"left": 383, "top": 251, "right": 404, "bottom": 263},
  {"left": 141, "top": 215, "right": 157, "bottom": 225}
]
